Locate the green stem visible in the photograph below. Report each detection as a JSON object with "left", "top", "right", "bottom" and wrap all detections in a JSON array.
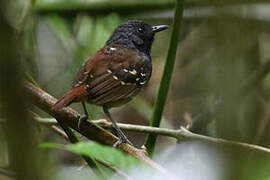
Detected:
[
  {"left": 145, "top": 0, "right": 184, "bottom": 156},
  {"left": 57, "top": 121, "right": 106, "bottom": 180}
]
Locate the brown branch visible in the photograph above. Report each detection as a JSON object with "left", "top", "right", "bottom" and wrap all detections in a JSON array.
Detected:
[
  {"left": 51, "top": 125, "right": 70, "bottom": 141},
  {"left": 25, "top": 82, "right": 119, "bottom": 145},
  {"left": 0, "top": 168, "right": 16, "bottom": 178},
  {"left": 24, "top": 82, "right": 178, "bottom": 180}
]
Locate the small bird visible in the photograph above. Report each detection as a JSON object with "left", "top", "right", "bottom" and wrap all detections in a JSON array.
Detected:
[{"left": 53, "top": 20, "right": 168, "bottom": 147}]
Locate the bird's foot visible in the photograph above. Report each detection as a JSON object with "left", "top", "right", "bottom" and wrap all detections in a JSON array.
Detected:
[
  {"left": 113, "top": 137, "right": 133, "bottom": 147},
  {"left": 78, "top": 114, "right": 88, "bottom": 129}
]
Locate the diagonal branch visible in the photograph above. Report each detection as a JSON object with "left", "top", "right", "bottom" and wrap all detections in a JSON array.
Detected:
[
  {"left": 0, "top": 168, "right": 16, "bottom": 178},
  {"left": 24, "top": 82, "right": 178, "bottom": 180}
]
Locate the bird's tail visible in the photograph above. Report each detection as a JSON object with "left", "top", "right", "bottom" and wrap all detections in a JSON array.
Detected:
[{"left": 52, "top": 86, "right": 87, "bottom": 110}]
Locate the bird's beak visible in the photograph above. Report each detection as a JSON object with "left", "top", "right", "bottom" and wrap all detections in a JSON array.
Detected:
[{"left": 152, "top": 25, "right": 169, "bottom": 33}]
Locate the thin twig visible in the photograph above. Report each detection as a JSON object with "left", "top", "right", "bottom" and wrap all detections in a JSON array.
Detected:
[
  {"left": 11, "top": 116, "right": 270, "bottom": 155},
  {"left": 0, "top": 168, "right": 16, "bottom": 178},
  {"left": 95, "top": 120, "right": 270, "bottom": 154},
  {"left": 94, "top": 119, "right": 179, "bottom": 138},
  {"left": 37, "top": 117, "right": 58, "bottom": 125},
  {"left": 7, "top": 115, "right": 270, "bottom": 155},
  {"left": 34, "top": 118, "right": 270, "bottom": 154},
  {"left": 95, "top": 159, "right": 134, "bottom": 180},
  {"left": 51, "top": 125, "right": 70, "bottom": 141},
  {"left": 253, "top": 95, "right": 270, "bottom": 144}
]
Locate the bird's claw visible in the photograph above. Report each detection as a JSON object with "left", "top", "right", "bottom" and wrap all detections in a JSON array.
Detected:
[
  {"left": 78, "top": 114, "right": 88, "bottom": 129},
  {"left": 113, "top": 137, "right": 133, "bottom": 147}
]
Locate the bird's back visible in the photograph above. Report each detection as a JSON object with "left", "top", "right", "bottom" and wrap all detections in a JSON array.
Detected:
[{"left": 71, "top": 45, "right": 152, "bottom": 108}]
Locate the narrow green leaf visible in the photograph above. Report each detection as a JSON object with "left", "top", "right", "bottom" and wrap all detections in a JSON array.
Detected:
[
  {"left": 39, "top": 142, "right": 64, "bottom": 149},
  {"left": 67, "top": 142, "right": 141, "bottom": 171},
  {"left": 40, "top": 141, "right": 141, "bottom": 171}
]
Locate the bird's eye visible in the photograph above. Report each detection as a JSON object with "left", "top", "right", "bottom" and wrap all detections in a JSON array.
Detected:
[{"left": 138, "top": 27, "right": 144, "bottom": 33}]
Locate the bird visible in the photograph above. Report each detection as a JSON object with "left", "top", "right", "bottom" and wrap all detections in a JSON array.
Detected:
[{"left": 53, "top": 20, "right": 168, "bottom": 147}]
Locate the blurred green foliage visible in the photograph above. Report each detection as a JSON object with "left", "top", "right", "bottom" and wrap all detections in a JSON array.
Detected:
[{"left": 41, "top": 141, "right": 141, "bottom": 172}]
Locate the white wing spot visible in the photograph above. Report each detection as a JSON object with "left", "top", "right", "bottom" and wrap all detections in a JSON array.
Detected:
[
  {"left": 141, "top": 73, "right": 146, "bottom": 77},
  {"left": 84, "top": 84, "right": 90, "bottom": 90},
  {"left": 107, "top": 69, "right": 112, "bottom": 73},
  {"left": 113, "top": 75, "right": 118, "bottom": 80},
  {"left": 136, "top": 78, "right": 140, "bottom": 81},
  {"left": 129, "top": 69, "right": 137, "bottom": 75},
  {"left": 123, "top": 69, "right": 128, "bottom": 72},
  {"left": 110, "top": 47, "right": 117, "bottom": 51},
  {"left": 90, "top": 74, "right": 94, "bottom": 78},
  {"left": 120, "top": 81, "right": 126, "bottom": 85},
  {"left": 140, "top": 81, "right": 146, "bottom": 85}
]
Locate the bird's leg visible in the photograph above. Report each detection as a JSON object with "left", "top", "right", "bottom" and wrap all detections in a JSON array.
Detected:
[
  {"left": 103, "top": 107, "right": 133, "bottom": 147},
  {"left": 78, "top": 102, "right": 89, "bottom": 128}
]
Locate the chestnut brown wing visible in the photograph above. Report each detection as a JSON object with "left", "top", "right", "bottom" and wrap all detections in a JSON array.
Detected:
[{"left": 71, "top": 45, "right": 151, "bottom": 107}]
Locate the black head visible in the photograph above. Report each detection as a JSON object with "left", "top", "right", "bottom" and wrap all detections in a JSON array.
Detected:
[{"left": 106, "top": 20, "right": 168, "bottom": 56}]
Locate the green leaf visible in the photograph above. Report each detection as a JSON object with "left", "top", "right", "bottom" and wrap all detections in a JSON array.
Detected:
[{"left": 40, "top": 141, "right": 141, "bottom": 171}]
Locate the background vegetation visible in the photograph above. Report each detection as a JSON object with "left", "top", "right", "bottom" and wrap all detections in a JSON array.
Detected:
[{"left": 1, "top": 0, "right": 270, "bottom": 179}]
